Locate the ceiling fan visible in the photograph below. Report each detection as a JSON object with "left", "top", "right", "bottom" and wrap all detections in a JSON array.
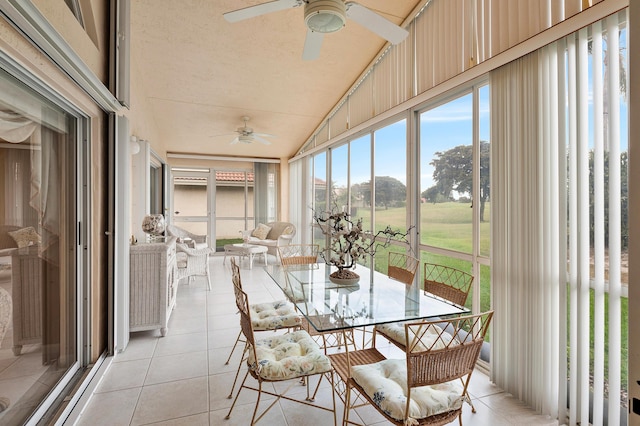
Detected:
[
  {"left": 229, "top": 116, "right": 274, "bottom": 145},
  {"left": 223, "top": 0, "right": 409, "bottom": 60}
]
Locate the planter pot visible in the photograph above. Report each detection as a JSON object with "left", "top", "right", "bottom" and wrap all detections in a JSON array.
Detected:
[{"left": 329, "top": 269, "right": 360, "bottom": 286}]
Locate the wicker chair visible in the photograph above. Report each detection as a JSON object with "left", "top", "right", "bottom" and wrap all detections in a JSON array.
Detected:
[
  {"left": 175, "top": 243, "right": 213, "bottom": 290},
  {"left": 225, "top": 258, "right": 336, "bottom": 425},
  {"left": 362, "top": 252, "right": 419, "bottom": 348},
  {"left": 166, "top": 224, "right": 208, "bottom": 250},
  {"left": 278, "top": 244, "right": 357, "bottom": 354},
  {"left": 387, "top": 251, "right": 419, "bottom": 285},
  {"left": 278, "top": 243, "right": 319, "bottom": 265},
  {"left": 329, "top": 311, "right": 493, "bottom": 426},
  {"left": 423, "top": 262, "right": 474, "bottom": 307},
  {"left": 375, "top": 262, "right": 474, "bottom": 350},
  {"left": 224, "top": 258, "right": 301, "bottom": 399}
]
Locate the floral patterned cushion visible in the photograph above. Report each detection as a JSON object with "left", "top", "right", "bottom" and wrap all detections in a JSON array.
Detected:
[
  {"left": 250, "top": 300, "right": 301, "bottom": 330},
  {"left": 375, "top": 322, "right": 454, "bottom": 351},
  {"left": 351, "top": 359, "right": 463, "bottom": 424},
  {"left": 248, "top": 330, "right": 332, "bottom": 380}
]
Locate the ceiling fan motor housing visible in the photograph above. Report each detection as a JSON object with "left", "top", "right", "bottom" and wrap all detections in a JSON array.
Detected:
[{"left": 304, "top": 0, "right": 346, "bottom": 33}]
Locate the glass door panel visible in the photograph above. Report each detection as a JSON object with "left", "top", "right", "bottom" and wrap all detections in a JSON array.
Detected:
[
  {"left": 171, "top": 169, "right": 210, "bottom": 241},
  {"left": 214, "top": 170, "right": 253, "bottom": 251}
]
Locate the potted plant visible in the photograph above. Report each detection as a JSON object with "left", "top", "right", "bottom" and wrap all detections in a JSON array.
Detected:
[{"left": 313, "top": 208, "right": 411, "bottom": 285}]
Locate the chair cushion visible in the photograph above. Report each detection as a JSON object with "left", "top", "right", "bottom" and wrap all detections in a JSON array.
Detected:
[
  {"left": 252, "top": 223, "right": 272, "bottom": 240},
  {"left": 250, "top": 300, "right": 301, "bottom": 330},
  {"left": 375, "top": 323, "right": 454, "bottom": 351},
  {"left": 351, "top": 359, "right": 463, "bottom": 424},
  {"left": 248, "top": 330, "right": 332, "bottom": 380}
]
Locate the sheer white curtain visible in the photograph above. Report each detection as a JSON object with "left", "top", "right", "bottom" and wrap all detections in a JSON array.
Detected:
[{"left": 490, "top": 50, "right": 564, "bottom": 418}]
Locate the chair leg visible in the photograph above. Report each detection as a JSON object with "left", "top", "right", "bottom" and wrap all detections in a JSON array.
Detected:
[
  {"left": 224, "top": 330, "right": 242, "bottom": 365},
  {"left": 226, "top": 341, "right": 249, "bottom": 399},
  {"left": 225, "top": 368, "right": 250, "bottom": 419}
]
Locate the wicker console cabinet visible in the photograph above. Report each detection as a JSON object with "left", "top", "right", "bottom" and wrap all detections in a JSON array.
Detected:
[{"left": 129, "top": 236, "right": 177, "bottom": 336}]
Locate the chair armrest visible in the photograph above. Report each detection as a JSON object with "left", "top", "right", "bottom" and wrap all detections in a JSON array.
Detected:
[
  {"left": 190, "top": 234, "right": 207, "bottom": 244},
  {"left": 176, "top": 243, "right": 212, "bottom": 257},
  {"left": 277, "top": 233, "right": 294, "bottom": 246}
]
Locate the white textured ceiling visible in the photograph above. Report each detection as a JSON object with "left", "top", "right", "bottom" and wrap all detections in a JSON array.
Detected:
[{"left": 130, "top": 0, "right": 421, "bottom": 160}]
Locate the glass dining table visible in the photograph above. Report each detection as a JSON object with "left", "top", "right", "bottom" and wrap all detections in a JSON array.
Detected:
[{"left": 264, "top": 263, "right": 470, "bottom": 333}]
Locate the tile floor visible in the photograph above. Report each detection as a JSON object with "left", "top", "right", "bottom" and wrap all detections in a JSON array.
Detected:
[{"left": 71, "top": 255, "right": 558, "bottom": 426}]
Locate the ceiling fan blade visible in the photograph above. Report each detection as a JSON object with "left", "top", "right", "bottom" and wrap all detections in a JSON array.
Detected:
[
  {"left": 253, "top": 135, "right": 272, "bottom": 145},
  {"left": 229, "top": 136, "right": 240, "bottom": 144},
  {"left": 253, "top": 132, "right": 276, "bottom": 138},
  {"left": 223, "top": 0, "right": 301, "bottom": 23},
  {"left": 302, "top": 29, "right": 324, "bottom": 61},
  {"left": 345, "top": 2, "right": 409, "bottom": 45}
]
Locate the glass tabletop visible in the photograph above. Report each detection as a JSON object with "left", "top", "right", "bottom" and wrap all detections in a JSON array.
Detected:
[{"left": 264, "top": 263, "right": 469, "bottom": 332}]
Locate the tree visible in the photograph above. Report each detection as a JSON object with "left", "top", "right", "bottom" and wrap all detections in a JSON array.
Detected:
[
  {"left": 359, "top": 176, "right": 407, "bottom": 209},
  {"left": 425, "top": 141, "right": 490, "bottom": 221},
  {"left": 588, "top": 150, "right": 628, "bottom": 249}
]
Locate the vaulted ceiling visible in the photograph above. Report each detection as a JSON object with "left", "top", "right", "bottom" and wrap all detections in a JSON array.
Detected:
[{"left": 130, "top": 0, "right": 423, "bottom": 160}]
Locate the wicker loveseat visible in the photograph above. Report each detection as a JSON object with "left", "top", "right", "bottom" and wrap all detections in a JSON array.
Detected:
[{"left": 241, "top": 221, "right": 295, "bottom": 259}]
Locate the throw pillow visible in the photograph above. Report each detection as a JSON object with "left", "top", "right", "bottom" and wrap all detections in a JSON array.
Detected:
[
  {"left": 8, "top": 226, "right": 41, "bottom": 248},
  {"left": 252, "top": 223, "right": 272, "bottom": 240}
]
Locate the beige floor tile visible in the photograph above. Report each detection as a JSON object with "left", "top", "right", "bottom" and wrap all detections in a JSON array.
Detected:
[
  {"left": 76, "top": 387, "right": 141, "bottom": 426},
  {"left": 131, "top": 376, "right": 208, "bottom": 425},
  {"left": 115, "top": 332, "right": 159, "bottom": 363},
  {"left": 153, "top": 331, "right": 208, "bottom": 357},
  {"left": 207, "top": 327, "right": 241, "bottom": 350},
  {"left": 208, "top": 346, "right": 245, "bottom": 376},
  {"left": 209, "top": 370, "right": 277, "bottom": 412},
  {"left": 144, "top": 412, "right": 209, "bottom": 425},
  {"left": 96, "top": 358, "right": 150, "bottom": 393},
  {"left": 210, "top": 401, "right": 288, "bottom": 425},
  {"left": 145, "top": 350, "right": 208, "bottom": 385},
  {"left": 165, "top": 313, "right": 208, "bottom": 335}
]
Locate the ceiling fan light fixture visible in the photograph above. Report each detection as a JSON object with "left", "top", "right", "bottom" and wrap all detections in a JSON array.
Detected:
[
  {"left": 304, "top": 0, "right": 346, "bottom": 33},
  {"left": 238, "top": 134, "right": 253, "bottom": 143}
]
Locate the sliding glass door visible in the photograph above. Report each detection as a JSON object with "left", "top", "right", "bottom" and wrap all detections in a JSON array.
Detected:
[{"left": 0, "top": 67, "right": 85, "bottom": 425}]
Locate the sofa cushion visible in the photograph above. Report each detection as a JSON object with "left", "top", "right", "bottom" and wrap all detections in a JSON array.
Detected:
[
  {"left": 351, "top": 358, "right": 463, "bottom": 424},
  {"left": 252, "top": 223, "right": 272, "bottom": 240}
]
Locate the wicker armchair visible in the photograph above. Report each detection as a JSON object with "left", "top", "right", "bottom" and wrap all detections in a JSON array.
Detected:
[
  {"left": 329, "top": 311, "right": 493, "bottom": 426},
  {"left": 166, "top": 224, "right": 208, "bottom": 250},
  {"left": 175, "top": 243, "right": 212, "bottom": 290}
]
